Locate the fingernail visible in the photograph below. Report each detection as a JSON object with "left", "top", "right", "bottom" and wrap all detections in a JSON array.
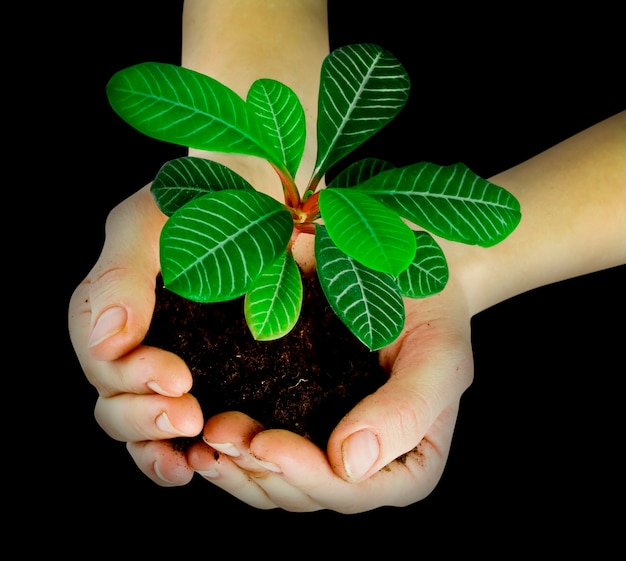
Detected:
[
  {"left": 204, "top": 441, "right": 241, "bottom": 457},
  {"left": 153, "top": 462, "right": 178, "bottom": 485},
  {"left": 147, "top": 381, "right": 183, "bottom": 398},
  {"left": 252, "top": 456, "right": 282, "bottom": 474},
  {"left": 88, "top": 306, "right": 127, "bottom": 348},
  {"left": 342, "top": 429, "right": 380, "bottom": 482},
  {"left": 156, "top": 412, "right": 181, "bottom": 436},
  {"left": 197, "top": 468, "right": 219, "bottom": 479}
]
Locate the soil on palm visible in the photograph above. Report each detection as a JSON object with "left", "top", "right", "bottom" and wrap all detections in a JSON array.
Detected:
[{"left": 143, "top": 272, "right": 390, "bottom": 450}]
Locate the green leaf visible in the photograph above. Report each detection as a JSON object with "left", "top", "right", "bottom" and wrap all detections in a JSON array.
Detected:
[
  {"left": 247, "top": 79, "right": 306, "bottom": 180},
  {"left": 151, "top": 156, "right": 254, "bottom": 216},
  {"left": 315, "top": 225, "right": 405, "bottom": 351},
  {"left": 318, "top": 188, "right": 416, "bottom": 276},
  {"left": 327, "top": 158, "right": 395, "bottom": 189},
  {"left": 106, "top": 62, "right": 279, "bottom": 162},
  {"left": 313, "top": 44, "right": 410, "bottom": 183},
  {"left": 160, "top": 190, "right": 293, "bottom": 302},
  {"left": 244, "top": 251, "right": 303, "bottom": 341},
  {"left": 396, "top": 231, "right": 449, "bottom": 298},
  {"left": 355, "top": 162, "right": 522, "bottom": 246}
]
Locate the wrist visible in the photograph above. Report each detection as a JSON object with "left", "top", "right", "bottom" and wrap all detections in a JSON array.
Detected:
[
  {"left": 442, "top": 111, "right": 626, "bottom": 318},
  {"left": 182, "top": 0, "right": 328, "bottom": 108},
  {"left": 182, "top": 0, "right": 329, "bottom": 198}
]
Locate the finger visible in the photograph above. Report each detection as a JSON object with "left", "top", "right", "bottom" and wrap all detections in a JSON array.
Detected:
[
  {"left": 199, "top": 412, "right": 322, "bottom": 511},
  {"left": 94, "top": 392, "right": 204, "bottom": 442},
  {"left": 201, "top": 411, "right": 266, "bottom": 470},
  {"left": 190, "top": 437, "right": 323, "bottom": 512},
  {"left": 249, "top": 422, "right": 454, "bottom": 514},
  {"left": 68, "top": 185, "right": 166, "bottom": 363},
  {"left": 127, "top": 440, "right": 195, "bottom": 487},
  {"left": 328, "top": 293, "right": 474, "bottom": 483},
  {"left": 188, "top": 441, "right": 278, "bottom": 510},
  {"left": 80, "top": 343, "right": 193, "bottom": 399}
]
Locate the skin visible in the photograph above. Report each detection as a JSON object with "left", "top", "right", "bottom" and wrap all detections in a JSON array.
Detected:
[{"left": 68, "top": 0, "right": 626, "bottom": 513}]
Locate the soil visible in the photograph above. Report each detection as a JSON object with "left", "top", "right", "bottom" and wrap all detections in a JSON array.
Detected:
[{"left": 143, "top": 271, "right": 390, "bottom": 451}]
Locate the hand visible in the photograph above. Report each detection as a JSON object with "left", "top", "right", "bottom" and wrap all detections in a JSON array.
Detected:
[
  {"left": 68, "top": 178, "right": 473, "bottom": 512},
  {"left": 68, "top": 184, "right": 205, "bottom": 486},
  {"left": 183, "top": 109, "right": 626, "bottom": 512},
  {"left": 187, "top": 279, "right": 474, "bottom": 513}
]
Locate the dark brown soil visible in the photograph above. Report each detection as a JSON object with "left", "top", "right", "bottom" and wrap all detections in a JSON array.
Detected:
[{"left": 143, "top": 272, "right": 390, "bottom": 451}]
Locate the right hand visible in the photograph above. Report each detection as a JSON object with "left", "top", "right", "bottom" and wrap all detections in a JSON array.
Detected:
[{"left": 186, "top": 277, "right": 474, "bottom": 513}]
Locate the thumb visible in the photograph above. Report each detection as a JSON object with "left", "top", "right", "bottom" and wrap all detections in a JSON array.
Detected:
[
  {"left": 68, "top": 185, "right": 166, "bottom": 362},
  {"left": 327, "top": 314, "right": 474, "bottom": 483}
]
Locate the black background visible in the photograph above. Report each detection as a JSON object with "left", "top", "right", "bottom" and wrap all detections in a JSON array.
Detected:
[{"left": 36, "top": 0, "right": 625, "bottom": 551}]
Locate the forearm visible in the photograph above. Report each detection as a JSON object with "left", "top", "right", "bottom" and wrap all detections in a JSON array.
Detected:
[
  {"left": 447, "top": 110, "right": 626, "bottom": 316},
  {"left": 183, "top": 0, "right": 328, "bottom": 96},
  {"left": 182, "top": 0, "right": 329, "bottom": 189}
]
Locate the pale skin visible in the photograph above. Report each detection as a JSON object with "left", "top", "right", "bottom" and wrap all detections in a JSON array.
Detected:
[{"left": 68, "top": 0, "right": 626, "bottom": 513}]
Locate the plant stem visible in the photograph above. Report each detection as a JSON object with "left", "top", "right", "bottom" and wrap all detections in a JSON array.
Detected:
[
  {"left": 295, "top": 222, "right": 316, "bottom": 235},
  {"left": 272, "top": 164, "right": 301, "bottom": 209},
  {"left": 300, "top": 190, "right": 320, "bottom": 216}
]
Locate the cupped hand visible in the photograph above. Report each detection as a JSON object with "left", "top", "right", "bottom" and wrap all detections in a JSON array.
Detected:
[
  {"left": 68, "top": 185, "right": 205, "bottom": 486},
  {"left": 69, "top": 179, "right": 474, "bottom": 511},
  {"left": 188, "top": 279, "right": 474, "bottom": 513}
]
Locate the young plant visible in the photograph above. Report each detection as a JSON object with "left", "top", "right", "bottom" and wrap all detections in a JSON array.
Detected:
[{"left": 106, "top": 43, "right": 521, "bottom": 351}]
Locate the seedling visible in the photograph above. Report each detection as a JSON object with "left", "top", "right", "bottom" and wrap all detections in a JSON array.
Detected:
[{"left": 107, "top": 43, "right": 521, "bottom": 350}]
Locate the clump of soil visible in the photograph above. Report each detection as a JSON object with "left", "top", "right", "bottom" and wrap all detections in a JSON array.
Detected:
[{"left": 144, "top": 272, "right": 390, "bottom": 450}]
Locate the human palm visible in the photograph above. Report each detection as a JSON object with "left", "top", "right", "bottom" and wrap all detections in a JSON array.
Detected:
[
  {"left": 187, "top": 278, "right": 474, "bottom": 513},
  {"left": 69, "top": 178, "right": 475, "bottom": 513}
]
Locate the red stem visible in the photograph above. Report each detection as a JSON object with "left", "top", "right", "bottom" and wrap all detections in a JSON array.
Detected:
[
  {"left": 272, "top": 164, "right": 300, "bottom": 209},
  {"left": 300, "top": 190, "right": 320, "bottom": 216}
]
